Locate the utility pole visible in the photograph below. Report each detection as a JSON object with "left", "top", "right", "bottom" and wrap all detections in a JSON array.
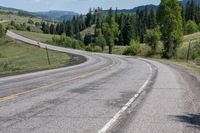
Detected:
[{"left": 45, "top": 46, "right": 50, "bottom": 65}]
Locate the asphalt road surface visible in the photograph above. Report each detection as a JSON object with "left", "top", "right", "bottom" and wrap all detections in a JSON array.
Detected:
[{"left": 0, "top": 31, "right": 199, "bottom": 133}]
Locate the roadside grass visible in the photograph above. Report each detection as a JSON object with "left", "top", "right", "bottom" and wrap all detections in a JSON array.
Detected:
[
  {"left": 10, "top": 30, "right": 200, "bottom": 77},
  {"left": 155, "top": 59, "right": 200, "bottom": 78},
  {"left": 103, "top": 46, "right": 127, "bottom": 55},
  {"left": 0, "top": 37, "right": 70, "bottom": 75},
  {"left": 12, "top": 30, "right": 60, "bottom": 43},
  {"left": 157, "top": 32, "right": 200, "bottom": 77},
  {"left": 183, "top": 32, "right": 200, "bottom": 45}
]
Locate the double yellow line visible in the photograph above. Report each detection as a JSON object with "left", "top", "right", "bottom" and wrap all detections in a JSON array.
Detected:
[{"left": 0, "top": 58, "right": 117, "bottom": 103}]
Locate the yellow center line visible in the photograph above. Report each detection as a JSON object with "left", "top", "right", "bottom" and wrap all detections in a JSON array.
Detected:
[{"left": 0, "top": 58, "right": 117, "bottom": 103}]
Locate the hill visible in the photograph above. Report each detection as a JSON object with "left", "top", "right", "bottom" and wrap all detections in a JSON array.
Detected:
[
  {"left": 0, "top": 6, "right": 78, "bottom": 20},
  {"left": 32, "top": 10, "right": 79, "bottom": 20},
  {"left": 103, "top": 4, "right": 158, "bottom": 14}
]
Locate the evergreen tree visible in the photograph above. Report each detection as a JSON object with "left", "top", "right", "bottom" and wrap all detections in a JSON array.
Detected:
[
  {"left": 50, "top": 24, "right": 55, "bottom": 34},
  {"left": 148, "top": 9, "right": 157, "bottom": 29},
  {"left": 122, "top": 16, "right": 133, "bottom": 45},
  {"left": 85, "top": 9, "right": 92, "bottom": 27},
  {"left": 41, "top": 22, "right": 50, "bottom": 34},
  {"left": 56, "top": 24, "right": 60, "bottom": 35}
]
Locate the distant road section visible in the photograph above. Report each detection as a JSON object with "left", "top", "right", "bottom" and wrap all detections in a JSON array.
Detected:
[
  {"left": 0, "top": 20, "right": 9, "bottom": 23},
  {"left": 0, "top": 30, "right": 199, "bottom": 133}
]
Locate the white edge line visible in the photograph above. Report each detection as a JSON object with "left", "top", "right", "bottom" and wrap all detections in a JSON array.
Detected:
[{"left": 98, "top": 60, "right": 153, "bottom": 133}]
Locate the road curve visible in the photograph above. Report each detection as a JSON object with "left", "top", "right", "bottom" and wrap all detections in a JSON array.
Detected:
[{"left": 0, "top": 31, "right": 199, "bottom": 133}]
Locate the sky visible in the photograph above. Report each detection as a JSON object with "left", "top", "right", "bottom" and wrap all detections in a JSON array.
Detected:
[{"left": 0, "top": 0, "right": 161, "bottom": 14}]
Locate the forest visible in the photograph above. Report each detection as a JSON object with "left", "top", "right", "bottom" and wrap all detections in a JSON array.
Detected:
[{"left": 6, "top": 0, "right": 200, "bottom": 59}]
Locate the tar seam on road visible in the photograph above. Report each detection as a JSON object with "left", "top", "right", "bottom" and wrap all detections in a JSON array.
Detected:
[
  {"left": 0, "top": 58, "right": 117, "bottom": 103},
  {"left": 98, "top": 59, "right": 153, "bottom": 133}
]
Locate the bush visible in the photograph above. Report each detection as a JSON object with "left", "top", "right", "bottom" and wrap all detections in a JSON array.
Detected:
[
  {"left": 175, "top": 41, "right": 200, "bottom": 60},
  {"left": 123, "top": 40, "right": 140, "bottom": 56},
  {"left": 195, "top": 58, "right": 200, "bottom": 65},
  {"left": 85, "top": 44, "right": 102, "bottom": 52},
  {"left": 186, "top": 20, "right": 199, "bottom": 34},
  {"left": 0, "top": 24, "right": 5, "bottom": 37},
  {"left": 144, "top": 28, "right": 161, "bottom": 55},
  {"left": 52, "top": 35, "right": 85, "bottom": 50},
  {"left": 27, "top": 26, "right": 43, "bottom": 33},
  {"left": 176, "top": 46, "right": 188, "bottom": 59},
  {"left": 28, "top": 19, "right": 34, "bottom": 24},
  {"left": 139, "top": 44, "right": 152, "bottom": 57},
  {"left": 190, "top": 42, "right": 200, "bottom": 60}
]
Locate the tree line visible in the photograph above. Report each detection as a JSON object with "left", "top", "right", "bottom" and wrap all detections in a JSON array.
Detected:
[{"left": 27, "top": 0, "right": 200, "bottom": 58}]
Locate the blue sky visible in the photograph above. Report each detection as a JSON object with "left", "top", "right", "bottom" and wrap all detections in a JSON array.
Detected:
[{"left": 0, "top": 0, "right": 160, "bottom": 14}]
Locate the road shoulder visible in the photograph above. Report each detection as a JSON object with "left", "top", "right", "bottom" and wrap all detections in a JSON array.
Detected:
[{"left": 118, "top": 59, "right": 200, "bottom": 133}]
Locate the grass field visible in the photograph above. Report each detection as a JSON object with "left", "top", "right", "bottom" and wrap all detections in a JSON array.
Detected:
[
  {"left": 183, "top": 32, "right": 200, "bottom": 45},
  {"left": 0, "top": 13, "right": 42, "bottom": 24},
  {"left": 80, "top": 24, "right": 95, "bottom": 38},
  {"left": 0, "top": 37, "right": 70, "bottom": 75},
  {"left": 12, "top": 30, "right": 60, "bottom": 43}
]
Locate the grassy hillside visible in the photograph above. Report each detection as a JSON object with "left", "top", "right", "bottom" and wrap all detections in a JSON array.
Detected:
[
  {"left": 0, "top": 37, "right": 70, "bottom": 75},
  {"left": 0, "top": 13, "right": 42, "bottom": 24},
  {"left": 183, "top": 32, "right": 200, "bottom": 45},
  {"left": 12, "top": 30, "right": 59, "bottom": 43},
  {"left": 80, "top": 24, "right": 95, "bottom": 38}
]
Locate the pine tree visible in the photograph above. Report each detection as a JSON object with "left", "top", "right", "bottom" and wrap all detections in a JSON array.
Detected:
[
  {"left": 50, "top": 24, "right": 55, "bottom": 34},
  {"left": 85, "top": 9, "right": 92, "bottom": 27},
  {"left": 122, "top": 16, "right": 133, "bottom": 45}
]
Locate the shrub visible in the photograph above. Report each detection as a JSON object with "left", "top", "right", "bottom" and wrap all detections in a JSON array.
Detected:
[
  {"left": 123, "top": 40, "right": 140, "bottom": 56},
  {"left": 195, "top": 58, "right": 200, "bottom": 65},
  {"left": 176, "top": 46, "right": 188, "bottom": 59},
  {"left": 144, "top": 28, "right": 161, "bottom": 55},
  {"left": 0, "top": 24, "right": 5, "bottom": 37},
  {"left": 190, "top": 42, "right": 200, "bottom": 60},
  {"left": 139, "top": 44, "right": 152, "bottom": 57},
  {"left": 175, "top": 41, "right": 200, "bottom": 60},
  {"left": 52, "top": 35, "right": 85, "bottom": 50},
  {"left": 85, "top": 44, "right": 102, "bottom": 52},
  {"left": 28, "top": 19, "right": 34, "bottom": 24},
  {"left": 186, "top": 20, "right": 199, "bottom": 34},
  {"left": 27, "top": 26, "right": 43, "bottom": 33}
]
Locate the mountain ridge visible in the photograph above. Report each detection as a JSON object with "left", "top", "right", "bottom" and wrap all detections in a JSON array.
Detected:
[{"left": 1, "top": 0, "right": 200, "bottom": 20}]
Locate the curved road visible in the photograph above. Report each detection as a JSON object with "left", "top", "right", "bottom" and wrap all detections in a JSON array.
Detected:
[{"left": 0, "top": 31, "right": 199, "bottom": 133}]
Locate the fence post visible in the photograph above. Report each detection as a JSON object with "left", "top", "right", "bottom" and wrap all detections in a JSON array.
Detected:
[{"left": 45, "top": 46, "right": 50, "bottom": 65}]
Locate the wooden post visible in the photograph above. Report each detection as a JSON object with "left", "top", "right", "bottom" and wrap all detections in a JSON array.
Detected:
[{"left": 45, "top": 46, "right": 50, "bottom": 65}]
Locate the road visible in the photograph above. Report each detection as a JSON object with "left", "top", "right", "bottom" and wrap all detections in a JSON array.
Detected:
[
  {"left": 0, "top": 20, "right": 9, "bottom": 23},
  {"left": 0, "top": 31, "right": 199, "bottom": 133}
]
